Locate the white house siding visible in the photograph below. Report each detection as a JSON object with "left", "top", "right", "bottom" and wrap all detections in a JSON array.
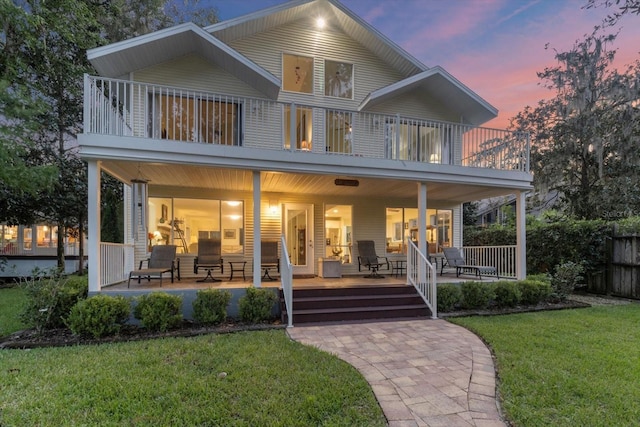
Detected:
[
  {"left": 227, "top": 20, "right": 407, "bottom": 110},
  {"left": 147, "top": 182, "right": 441, "bottom": 277},
  {"left": 130, "top": 55, "right": 283, "bottom": 149}
]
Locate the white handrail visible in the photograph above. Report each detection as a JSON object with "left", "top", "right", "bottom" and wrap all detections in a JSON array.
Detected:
[
  {"left": 462, "top": 245, "right": 517, "bottom": 279},
  {"left": 406, "top": 239, "right": 437, "bottom": 319},
  {"left": 280, "top": 235, "right": 293, "bottom": 327}
]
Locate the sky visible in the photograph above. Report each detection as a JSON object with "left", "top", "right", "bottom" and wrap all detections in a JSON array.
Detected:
[{"left": 202, "top": 0, "right": 640, "bottom": 129}]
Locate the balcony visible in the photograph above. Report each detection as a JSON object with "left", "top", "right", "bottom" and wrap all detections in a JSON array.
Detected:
[{"left": 83, "top": 75, "right": 530, "bottom": 173}]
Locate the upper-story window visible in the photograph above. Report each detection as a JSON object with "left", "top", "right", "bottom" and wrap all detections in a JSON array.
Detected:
[
  {"left": 324, "top": 60, "right": 353, "bottom": 99},
  {"left": 282, "top": 54, "right": 314, "bottom": 94},
  {"left": 385, "top": 120, "right": 451, "bottom": 164}
]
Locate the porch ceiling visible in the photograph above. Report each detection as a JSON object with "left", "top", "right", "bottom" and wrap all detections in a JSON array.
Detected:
[{"left": 101, "top": 160, "right": 524, "bottom": 204}]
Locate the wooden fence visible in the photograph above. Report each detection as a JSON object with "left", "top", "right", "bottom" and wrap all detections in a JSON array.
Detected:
[{"left": 608, "top": 232, "right": 640, "bottom": 299}]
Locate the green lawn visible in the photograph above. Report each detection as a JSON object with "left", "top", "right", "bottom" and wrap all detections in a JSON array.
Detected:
[
  {"left": 451, "top": 305, "right": 640, "bottom": 427},
  {"left": 0, "top": 286, "right": 28, "bottom": 336},
  {"left": 0, "top": 329, "right": 385, "bottom": 426}
]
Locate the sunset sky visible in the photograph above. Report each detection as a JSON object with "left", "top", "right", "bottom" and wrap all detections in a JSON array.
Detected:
[{"left": 204, "top": 0, "right": 640, "bottom": 129}]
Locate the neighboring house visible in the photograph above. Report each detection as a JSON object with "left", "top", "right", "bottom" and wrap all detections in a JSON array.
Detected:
[
  {"left": 473, "top": 196, "right": 517, "bottom": 226},
  {"left": 0, "top": 224, "right": 85, "bottom": 277},
  {"left": 79, "top": 0, "right": 532, "bottom": 294}
]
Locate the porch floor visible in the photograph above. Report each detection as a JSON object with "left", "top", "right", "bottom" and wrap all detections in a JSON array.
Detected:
[{"left": 102, "top": 271, "right": 496, "bottom": 292}]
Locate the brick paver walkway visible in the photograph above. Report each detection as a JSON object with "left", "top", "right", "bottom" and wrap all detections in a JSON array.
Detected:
[{"left": 287, "top": 319, "right": 505, "bottom": 427}]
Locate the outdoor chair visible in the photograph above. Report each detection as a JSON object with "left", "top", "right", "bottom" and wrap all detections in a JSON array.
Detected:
[
  {"left": 194, "top": 238, "right": 223, "bottom": 282},
  {"left": 261, "top": 241, "right": 279, "bottom": 280},
  {"left": 441, "top": 247, "right": 498, "bottom": 279},
  {"left": 128, "top": 245, "right": 180, "bottom": 287},
  {"left": 357, "top": 240, "right": 389, "bottom": 278}
]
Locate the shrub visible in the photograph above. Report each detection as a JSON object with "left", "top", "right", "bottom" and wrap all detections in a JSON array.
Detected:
[
  {"left": 526, "top": 273, "right": 551, "bottom": 284},
  {"left": 66, "top": 295, "right": 130, "bottom": 338},
  {"left": 493, "top": 281, "right": 521, "bottom": 308},
  {"left": 238, "top": 287, "right": 276, "bottom": 323},
  {"left": 518, "top": 280, "right": 552, "bottom": 305},
  {"left": 20, "top": 271, "right": 88, "bottom": 332},
  {"left": 437, "top": 284, "right": 462, "bottom": 312},
  {"left": 461, "top": 281, "right": 494, "bottom": 309},
  {"left": 193, "top": 289, "right": 232, "bottom": 325},
  {"left": 551, "top": 261, "right": 585, "bottom": 301},
  {"left": 133, "top": 292, "right": 183, "bottom": 332}
]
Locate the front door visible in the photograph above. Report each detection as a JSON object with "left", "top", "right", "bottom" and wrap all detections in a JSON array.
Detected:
[{"left": 284, "top": 203, "right": 314, "bottom": 275}]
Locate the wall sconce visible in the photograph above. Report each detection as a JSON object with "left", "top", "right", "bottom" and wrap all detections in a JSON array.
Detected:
[{"left": 268, "top": 200, "right": 279, "bottom": 214}]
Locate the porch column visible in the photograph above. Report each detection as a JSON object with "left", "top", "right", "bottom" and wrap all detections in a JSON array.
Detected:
[
  {"left": 87, "top": 160, "right": 101, "bottom": 292},
  {"left": 418, "top": 182, "right": 427, "bottom": 284},
  {"left": 516, "top": 191, "right": 527, "bottom": 280},
  {"left": 417, "top": 183, "right": 427, "bottom": 254},
  {"left": 252, "top": 170, "right": 262, "bottom": 287}
]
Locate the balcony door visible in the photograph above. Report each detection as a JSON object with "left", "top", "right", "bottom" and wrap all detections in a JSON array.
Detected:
[{"left": 284, "top": 203, "right": 314, "bottom": 275}]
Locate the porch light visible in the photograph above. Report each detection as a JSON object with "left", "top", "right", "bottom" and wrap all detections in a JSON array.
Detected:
[
  {"left": 226, "top": 201, "right": 241, "bottom": 207},
  {"left": 268, "top": 200, "right": 279, "bottom": 214},
  {"left": 131, "top": 178, "right": 149, "bottom": 239},
  {"left": 316, "top": 17, "right": 325, "bottom": 29}
]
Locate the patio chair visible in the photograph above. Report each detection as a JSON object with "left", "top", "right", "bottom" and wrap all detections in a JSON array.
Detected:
[
  {"left": 194, "top": 238, "right": 224, "bottom": 282},
  {"left": 441, "top": 247, "right": 498, "bottom": 279},
  {"left": 357, "top": 240, "right": 389, "bottom": 278},
  {"left": 261, "top": 241, "right": 279, "bottom": 280},
  {"left": 128, "top": 245, "right": 180, "bottom": 288}
]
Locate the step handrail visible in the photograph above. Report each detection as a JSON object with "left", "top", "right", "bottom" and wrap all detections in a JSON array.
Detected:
[
  {"left": 280, "top": 234, "right": 293, "bottom": 327},
  {"left": 406, "top": 239, "right": 437, "bottom": 319}
]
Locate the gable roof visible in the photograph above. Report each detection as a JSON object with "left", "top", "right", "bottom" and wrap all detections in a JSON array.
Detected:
[
  {"left": 206, "top": 0, "right": 425, "bottom": 78},
  {"left": 87, "top": 0, "right": 498, "bottom": 125},
  {"left": 86, "top": 23, "right": 281, "bottom": 99},
  {"left": 359, "top": 67, "right": 498, "bottom": 125}
]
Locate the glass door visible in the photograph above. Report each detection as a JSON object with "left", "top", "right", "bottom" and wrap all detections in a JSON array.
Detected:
[{"left": 284, "top": 203, "right": 314, "bottom": 275}]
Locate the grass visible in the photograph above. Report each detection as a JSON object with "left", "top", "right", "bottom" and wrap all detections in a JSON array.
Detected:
[
  {"left": 450, "top": 305, "right": 640, "bottom": 427},
  {"left": 0, "top": 286, "right": 28, "bottom": 336},
  {"left": 0, "top": 330, "right": 386, "bottom": 426}
]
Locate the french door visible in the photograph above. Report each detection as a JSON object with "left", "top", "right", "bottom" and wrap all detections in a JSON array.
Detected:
[{"left": 284, "top": 203, "right": 314, "bottom": 275}]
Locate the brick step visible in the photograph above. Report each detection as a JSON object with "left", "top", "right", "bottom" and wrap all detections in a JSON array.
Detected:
[
  {"left": 291, "top": 285, "right": 417, "bottom": 298},
  {"left": 288, "top": 304, "right": 430, "bottom": 324},
  {"left": 280, "top": 285, "right": 431, "bottom": 324},
  {"left": 293, "top": 293, "right": 425, "bottom": 310}
]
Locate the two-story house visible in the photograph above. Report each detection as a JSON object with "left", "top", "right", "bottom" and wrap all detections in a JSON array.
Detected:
[{"left": 80, "top": 0, "right": 532, "bottom": 318}]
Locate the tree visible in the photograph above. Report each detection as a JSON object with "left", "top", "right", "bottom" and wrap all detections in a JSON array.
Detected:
[
  {"left": 511, "top": 29, "right": 640, "bottom": 219},
  {"left": 585, "top": 0, "right": 640, "bottom": 25},
  {"left": 1, "top": 0, "right": 218, "bottom": 273}
]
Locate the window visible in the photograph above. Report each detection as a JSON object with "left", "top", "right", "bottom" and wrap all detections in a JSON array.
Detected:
[
  {"left": 284, "top": 105, "right": 313, "bottom": 150},
  {"left": 385, "top": 121, "right": 451, "bottom": 163},
  {"left": 0, "top": 225, "right": 18, "bottom": 254},
  {"left": 37, "top": 225, "right": 57, "bottom": 248},
  {"left": 282, "top": 54, "right": 314, "bottom": 94},
  {"left": 324, "top": 60, "right": 353, "bottom": 99},
  {"left": 148, "top": 198, "right": 244, "bottom": 255},
  {"left": 324, "top": 204, "right": 352, "bottom": 263},
  {"left": 326, "top": 111, "right": 352, "bottom": 153},
  {"left": 149, "top": 93, "right": 242, "bottom": 145},
  {"left": 385, "top": 208, "right": 452, "bottom": 254}
]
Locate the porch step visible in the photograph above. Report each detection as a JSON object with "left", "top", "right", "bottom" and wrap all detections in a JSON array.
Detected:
[{"left": 279, "top": 285, "right": 431, "bottom": 324}]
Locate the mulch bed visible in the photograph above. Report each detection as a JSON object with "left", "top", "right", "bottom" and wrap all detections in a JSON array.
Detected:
[
  {"left": 1, "top": 298, "right": 599, "bottom": 350},
  {"left": 439, "top": 299, "right": 591, "bottom": 318},
  {"left": 0, "top": 320, "right": 286, "bottom": 350}
]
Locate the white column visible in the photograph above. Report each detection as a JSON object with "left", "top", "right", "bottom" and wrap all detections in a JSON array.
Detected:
[
  {"left": 87, "top": 160, "right": 101, "bottom": 292},
  {"left": 253, "top": 171, "right": 262, "bottom": 286},
  {"left": 516, "top": 191, "right": 527, "bottom": 280},
  {"left": 417, "top": 183, "right": 427, "bottom": 254},
  {"left": 418, "top": 182, "right": 427, "bottom": 284}
]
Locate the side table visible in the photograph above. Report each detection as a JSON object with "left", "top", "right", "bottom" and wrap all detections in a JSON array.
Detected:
[
  {"left": 228, "top": 261, "right": 247, "bottom": 281},
  {"left": 390, "top": 260, "right": 406, "bottom": 277}
]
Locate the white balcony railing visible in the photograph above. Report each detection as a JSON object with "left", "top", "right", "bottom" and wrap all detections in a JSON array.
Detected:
[{"left": 84, "top": 75, "right": 530, "bottom": 172}]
